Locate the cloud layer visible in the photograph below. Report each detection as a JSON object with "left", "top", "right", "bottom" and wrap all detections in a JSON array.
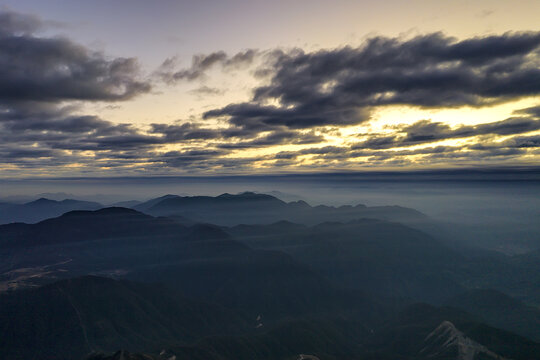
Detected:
[
  {"left": 1, "top": 9, "right": 539, "bottom": 176},
  {"left": 205, "top": 32, "right": 540, "bottom": 130}
]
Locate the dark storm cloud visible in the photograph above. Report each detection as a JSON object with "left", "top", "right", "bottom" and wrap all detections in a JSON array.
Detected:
[
  {"left": 474, "top": 116, "right": 540, "bottom": 135},
  {"left": 0, "top": 11, "right": 150, "bottom": 102},
  {"left": 153, "top": 149, "right": 270, "bottom": 171},
  {"left": 0, "top": 147, "right": 60, "bottom": 159},
  {"left": 515, "top": 105, "right": 540, "bottom": 118},
  {"left": 0, "top": 9, "right": 161, "bottom": 170},
  {"left": 0, "top": 100, "right": 151, "bottom": 145},
  {"left": 2, "top": 111, "right": 124, "bottom": 135},
  {"left": 2, "top": 8, "right": 539, "bottom": 174},
  {"left": 504, "top": 135, "right": 540, "bottom": 148},
  {"left": 204, "top": 32, "right": 540, "bottom": 130},
  {"left": 0, "top": 9, "right": 156, "bottom": 159},
  {"left": 156, "top": 52, "right": 227, "bottom": 82},
  {"left": 218, "top": 130, "right": 324, "bottom": 149},
  {"left": 156, "top": 49, "right": 257, "bottom": 83},
  {"left": 470, "top": 135, "right": 540, "bottom": 150},
  {"left": 148, "top": 122, "right": 324, "bottom": 149},
  {"left": 0, "top": 104, "right": 165, "bottom": 159},
  {"left": 79, "top": 134, "right": 163, "bottom": 150},
  {"left": 353, "top": 115, "right": 540, "bottom": 149},
  {"left": 272, "top": 129, "right": 540, "bottom": 165},
  {"left": 158, "top": 149, "right": 228, "bottom": 163},
  {"left": 149, "top": 122, "right": 254, "bottom": 141},
  {"left": 0, "top": 106, "right": 324, "bottom": 168},
  {"left": 150, "top": 123, "right": 222, "bottom": 141},
  {"left": 0, "top": 10, "right": 42, "bottom": 36},
  {"left": 204, "top": 102, "right": 370, "bottom": 129}
]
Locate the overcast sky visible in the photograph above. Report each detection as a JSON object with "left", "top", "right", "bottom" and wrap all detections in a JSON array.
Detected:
[{"left": 1, "top": 0, "right": 539, "bottom": 177}]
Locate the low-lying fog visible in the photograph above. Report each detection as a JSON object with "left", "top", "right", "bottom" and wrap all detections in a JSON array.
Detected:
[{"left": 2, "top": 170, "right": 539, "bottom": 253}]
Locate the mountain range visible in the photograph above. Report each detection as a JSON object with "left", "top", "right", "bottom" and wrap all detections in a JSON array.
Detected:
[
  {"left": 134, "top": 192, "right": 428, "bottom": 226},
  {"left": 0, "top": 198, "right": 103, "bottom": 224},
  {"left": 1, "top": 192, "right": 540, "bottom": 359}
]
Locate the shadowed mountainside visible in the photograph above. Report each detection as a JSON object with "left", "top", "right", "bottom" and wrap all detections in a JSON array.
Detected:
[
  {"left": 446, "top": 289, "right": 540, "bottom": 341},
  {"left": 228, "top": 219, "right": 464, "bottom": 303},
  {"left": 134, "top": 192, "right": 427, "bottom": 226},
  {"left": 0, "top": 208, "right": 379, "bottom": 321},
  {"left": 84, "top": 302, "right": 540, "bottom": 360},
  {"left": 0, "top": 198, "right": 103, "bottom": 224},
  {"left": 0, "top": 276, "right": 249, "bottom": 360},
  {"left": 1, "top": 194, "right": 540, "bottom": 360}
]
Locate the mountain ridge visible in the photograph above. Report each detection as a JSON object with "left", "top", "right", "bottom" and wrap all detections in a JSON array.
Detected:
[{"left": 134, "top": 192, "right": 427, "bottom": 226}]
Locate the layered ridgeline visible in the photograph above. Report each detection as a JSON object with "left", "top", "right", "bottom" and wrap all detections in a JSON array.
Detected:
[
  {"left": 0, "top": 207, "right": 378, "bottom": 320},
  {"left": 228, "top": 219, "right": 464, "bottom": 303},
  {"left": 1, "top": 194, "right": 540, "bottom": 359},
  {"left": 0, "top": 198, "right": 103, "bottom": 224},
  {"left": 226, "top": 219, "right": 540, "bottom": 307},
  {"left": 0, "top": 276, "right": 248, "bottom": 360},
  {"left": 2, "top": 276, "right": 539, "bottom": 360},
  {"left": 89, "top": 310, "right": 540, "bottom": 360},
  {"left": 364, "top": 303, "right": 540, "bottom": 360},
  {"left": 446, "top": 289, "right": 540, "bottom": 342},
  {"left": 134, "top": 192, "right": 427, "bottom": 226},
  {"left": 0, "top": 192, "right": 425, "bottom": 226}
]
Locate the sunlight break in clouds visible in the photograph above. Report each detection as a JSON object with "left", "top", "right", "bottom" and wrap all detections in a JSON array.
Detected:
[{"left": 0, "top": 7, "right": 539, "bottom": 177}]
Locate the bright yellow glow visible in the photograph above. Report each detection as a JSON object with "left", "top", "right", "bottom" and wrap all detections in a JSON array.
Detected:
[
  {"left": 371, "top": 97, "right": 540, "bottom": 129},
  {"left": 4, "top": 0, "right": 540, "bottom": 177}
]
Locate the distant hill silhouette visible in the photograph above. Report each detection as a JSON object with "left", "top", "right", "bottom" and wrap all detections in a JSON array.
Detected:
[
  {"left": 110, "top": 200, "right": 142, "bottom": 208},
  {"left": 447, "top": 289, "right": 540, "bottom": 341},
  {"left": 0, "top": 207, "right": 190, "bottom": 248},
  {"left": 134, "top": 192, "right": 427, "bottom": 226},
  {"left": 2, "top": 193, "right": 540, "bottom": 360},
  {"left": 228, "top": 218, "right": 464, "bottom": 303},
  {"left": 0, "top": 207, "right": 374, "bottom": 321},
  {"left": 0, "top": 198, "right": 103, "bottom": 224}
]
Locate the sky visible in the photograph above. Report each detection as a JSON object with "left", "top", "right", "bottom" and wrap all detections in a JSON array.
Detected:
[{"left": 1, "top": 0, "right": 540, "bottom": 177}]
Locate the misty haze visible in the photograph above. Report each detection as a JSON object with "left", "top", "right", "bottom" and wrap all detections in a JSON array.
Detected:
[{"left": 1, "top": 1, "right": 540, "bottom": 360}]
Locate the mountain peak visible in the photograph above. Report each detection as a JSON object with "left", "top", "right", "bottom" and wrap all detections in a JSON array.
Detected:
[
  {"left": 422, "top": 321, "right": 505, "bottom": 360},
  {"left": 25, "top": 197, "right": 57, "bottom": 205},
  {"left": 218, "top": 192, "right": 277, "bottom": 199},
  {"left": 95, "top": 207, "right": 142, "bottom": 215},
  {"left": 61, "top": 207, "right": 144, "bottom": 218}
]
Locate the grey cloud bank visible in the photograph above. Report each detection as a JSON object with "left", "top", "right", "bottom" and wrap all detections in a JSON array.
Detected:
[{"left": 0, "top": 8, "right": 539, "bottom": 176}]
